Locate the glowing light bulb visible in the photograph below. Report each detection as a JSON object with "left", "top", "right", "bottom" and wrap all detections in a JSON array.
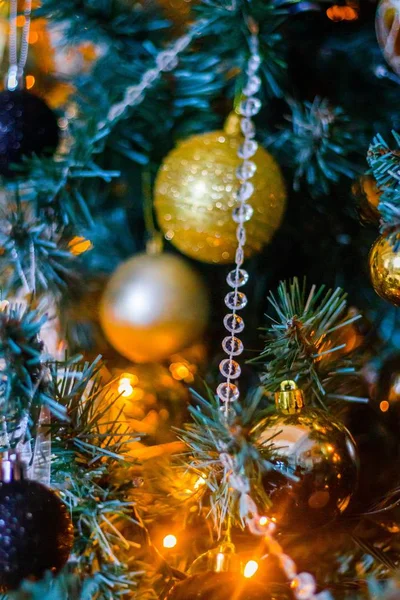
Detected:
[
  {"left": 68, "top": 236, "right": 93, "bottom": 255},
  {"left": 258, "top": 516, "right": 268, "bottom": 526},
  {"left": 194, "top": 476, "right": 206, "bottom": 490},
  {"left": 380, "top": 400, "right": 389, "bottom": 413},
  {"left": 163, "top": 534, "right": 177, "bottom": 549},
  {"left": 118, "top": 378, "right": 134, "bottom": 398},
  {"left": 243, "top": 560, "right": 259, "bottom": 578},
  {"left": 26, "top": 75, "right": 35, "bottom": 89}
]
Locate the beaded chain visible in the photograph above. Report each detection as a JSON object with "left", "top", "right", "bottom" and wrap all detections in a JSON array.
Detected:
[
  {"left": 217, "top": 33, "right": 262, "bottom": 411},
  {"left": 216, "top": 34, "right": 326, "bottom": 600},
  {"left": 100, "top": 19, "right": 207, "bottom": 131}
]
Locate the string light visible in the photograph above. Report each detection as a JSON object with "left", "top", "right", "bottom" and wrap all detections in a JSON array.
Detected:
[
  {"left": 117, "top": 373, "right": 139, "bottom": 399},
  {"left": 380, "top": 400, "right": 389, "bottom": 412},
  {"left": 163, "top": 534, "right": 177, "bottom": 549},
  {"left": 25, "top": 74, "right": 35, "bottom": 89},
  {"left": 243, "top": 560, "right": 259, "bottom": 578},
  {"left": 68, "top": 236, "right": 93, "bottom": 255}
]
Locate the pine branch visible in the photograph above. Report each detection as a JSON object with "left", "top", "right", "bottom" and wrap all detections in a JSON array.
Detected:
[
  {"left": 0, "top": 201, "right": 76, "bottom": 296},
  {"left": 178, "top": 386, "right": 290, "bottom": 534},
  {"left": 49, "top": 358, "right": 146, "bottom": 599},
  {"left": 2, "top": 570, "right": 98, "bottom": 600},
  {"left": 0, "top": 301, "right": 67, "bottom": 446},
  {"left": 270, "top": 97, "right": 362, "bottom": 197},
  {"left": 253, "top": 278, "right": 364, "bottom": 408},
  {"left": 367, "top": 131, "right": 400, "bottom": 236}
]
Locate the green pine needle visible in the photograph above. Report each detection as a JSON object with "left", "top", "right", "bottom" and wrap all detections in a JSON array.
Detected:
[{"left": 254, "top": 278, "right": 365, "bottom": 408}]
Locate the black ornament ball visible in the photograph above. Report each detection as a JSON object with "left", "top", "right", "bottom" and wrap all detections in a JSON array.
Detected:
[
  {"left": 164, "top": 572, "right": 272, "bottom": 600},
  {"left": 0, "top": 479, "right": 74, "bottom": 591},
  {"left": 0, "top": 90, "right": 60, "bottom": 176},
  {"left": 252, "top": 407, "right": 358, "bottom": 532}
]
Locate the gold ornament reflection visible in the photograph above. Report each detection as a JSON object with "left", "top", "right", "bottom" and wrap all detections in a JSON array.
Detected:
[{"left": 369, "top": 234, "right": 400, "bottom": 306}]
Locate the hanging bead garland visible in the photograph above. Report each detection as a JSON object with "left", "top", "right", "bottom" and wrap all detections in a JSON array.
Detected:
[
  {"left": 216, "top": 34, "right": 262, "bottom": 409},
  {"left": 215, "top": 32, "right": 325, "bottom": 600}
]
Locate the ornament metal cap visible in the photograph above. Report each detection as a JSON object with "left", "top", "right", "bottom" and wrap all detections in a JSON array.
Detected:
[
  {"left": 275, "top": 380, "right": 305, "bottom": 414},
  {"left": 0, "top": 451, "right": 25, "bottom": 483}
]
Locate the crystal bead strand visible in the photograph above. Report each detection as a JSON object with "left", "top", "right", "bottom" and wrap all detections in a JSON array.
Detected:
[
  {"left": 216, "top": 33, "right": 324, "bottom": 600},
  {"left": 217, "top": 34, "right": 262, "bottom": 411},
  {"left": 100, "top": 19, "right": 207, "bottom": 130}
]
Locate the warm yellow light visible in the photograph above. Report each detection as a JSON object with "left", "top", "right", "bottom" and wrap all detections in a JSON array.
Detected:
[
  {"left": 68, "top": 236, "right": 93, "bottom": 255},
  {"left": 194, "top": 476, "right": 206, "bottom": 490},
  {"left": 118, "top": 378, "right": 134, "bottom": 398},
  {"left": 163, "top": 534, "right": 177, "bottom": 549},
  {"left": 259, "top": 516, "right": 268, "bottom": 526},
  {"left": 26, "top": 75, "right": 35, "bottom": 89},
  {"left": 118, "top": 373, "right": 139, "bottom": 399},
  {"left": 243, "top": 560, "right": 259, "bottom": 578},
  {"left": 380, "top": 400, "right": 390, "bottom": 413}
]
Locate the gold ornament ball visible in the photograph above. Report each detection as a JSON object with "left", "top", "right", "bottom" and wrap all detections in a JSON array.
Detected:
[
  {"left": 252, "top": 381, "right": 358, "bottom": 532},
  {"left": 369, "top": 234, "right": 400, "bottom": 306},
  {"left": 376, "top": 0, "right": 400, "bottom": 75},
  {"left": 154, "top": 128, "right": 286, "bottom": 264},
  {"left": 99, "top": 253, "right": 209, "bottom": 363},
  {"left": 352, "top": 175, "right": 381, "bottom": 225}
]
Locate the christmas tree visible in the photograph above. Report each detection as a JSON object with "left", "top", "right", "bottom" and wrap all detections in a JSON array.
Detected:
[{"left": 1, "top": 0, "right": 400, "bottom": 598}]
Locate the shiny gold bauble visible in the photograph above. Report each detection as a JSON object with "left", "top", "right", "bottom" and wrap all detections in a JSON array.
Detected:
[
  {"left": 252, "top": 381, "right": 358, "bottom": 531},
  {"left": 164, "top": 572, "right": 269, "bottom": 600},
  {"left": 369, "top": 234, "right": 400, "bottom": 306},
  {"left": 352, "top": 175, "right": 381, "bottom": 225},
  {"left": 154, "top": 127, "right": 286, "bottom": 264},
  {"left": 376, "top": 0, "right": 400, "bottom": 75},
  {"left": 99, "top": 253, "right": 209, "bottom": 362}
]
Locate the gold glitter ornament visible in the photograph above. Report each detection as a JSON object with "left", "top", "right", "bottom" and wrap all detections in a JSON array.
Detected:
[
  {"left": 99, "top": 252, "right": 209, "bottom": 362},
  {"left": 376, "top": 0, "right": 400, "bottom": 75},
  {"left": 154, "top": 116, "right": 286, "bottom": 264},
  {"left": 369, "top": 234, "right": 400, "bottom": 306}
]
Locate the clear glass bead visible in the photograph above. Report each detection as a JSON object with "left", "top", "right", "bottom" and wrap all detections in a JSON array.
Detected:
[
  {"left": 156, "top": 50, "right": 179, "bottom": 71},
  {"left": 223, "top": 313, "right": 245, "bottom": 334},
  {"left": 232, "top": 204, "right": 254, "bottom": 224},
  {"left": 227, "top": 268, "right": 249, "bottom": 288},
  {"left": 225, "top": 291, "right": 247, "bottom": 310},
  {"left": 222, "top": 336, "right": 244, "bottom": 356},
  {"left": 235, "top": 247, "right": 244, "bottom": 266},
  {"left": 219, "top": 358, "right": 241, "bottom": 379},
  {"left": 174, "top": 35, "right": 191, "bottom": 52},
  {"left": 243, "top": 75, "right": 261, "bottom": 96},
  {"left": 142, "top": 68, "right": 159, "bottom": 86},
  {"left": 238, "top": 140, "right": 258, "bottom": 159},
  {"left": 236, "top": 161, "right": 257, "bottom": 180},
  {"left": 247, "top": 54, "right": 261, "bottom": 74},
  {"left": 240, "top": 118, "right": 256, "bottom": 138},
  {"left": 235, "top": 182, "right": 254, "bottom": 202},
  {"left": 291, "top": 573, "right": 317, "bottom": 600},
  {"left": 236, "top": 225, "right": 246, "bottom": 245},
  {"left": 240, "top": 97, "right": 262, "bottom": 118},
  {"left": 217, "top": 382, "right": 240, "bottom": 403},
  {"left": 126, "top": 86, "right": 143, "bottom": 103},
  {"left": 279, "top": 554, "right": 297, "bottom": 580}
]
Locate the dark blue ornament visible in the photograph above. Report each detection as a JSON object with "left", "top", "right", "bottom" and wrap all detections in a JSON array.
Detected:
[
  {"left": 0, "top": 89, "right": 59, "bottom": 177},
  {"left": 0, "top": 479, "right": 73, "bottom": 591}
]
